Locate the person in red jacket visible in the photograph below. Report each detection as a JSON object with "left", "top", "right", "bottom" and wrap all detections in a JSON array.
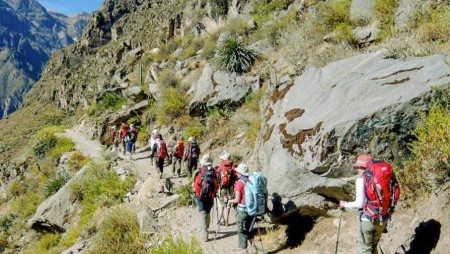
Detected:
[{"left": 193, "top": 154, "right": 219, "bottom": 242}]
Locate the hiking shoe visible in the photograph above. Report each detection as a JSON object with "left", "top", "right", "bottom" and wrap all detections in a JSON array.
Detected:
[{"left": 159, "top": 173, "right": 163, "bottom": 179}]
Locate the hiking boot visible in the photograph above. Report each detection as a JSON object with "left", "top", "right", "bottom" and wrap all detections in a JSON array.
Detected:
[{"left": 159, "top": 172, "right": 163, "bottom": 179}]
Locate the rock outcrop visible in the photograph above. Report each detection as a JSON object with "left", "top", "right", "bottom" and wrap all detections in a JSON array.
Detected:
[{"left": 258, "top": 51, "right": 450, "bottom": 215}]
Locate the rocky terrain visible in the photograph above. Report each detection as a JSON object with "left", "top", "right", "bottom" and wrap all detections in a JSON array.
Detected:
[{"left": 0, "top": 0, "right": 450, "bottom": 253}]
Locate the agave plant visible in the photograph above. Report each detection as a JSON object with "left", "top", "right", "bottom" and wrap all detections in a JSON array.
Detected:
[{"left": 216, "top": 36, "right": 258, "bottom": 73}]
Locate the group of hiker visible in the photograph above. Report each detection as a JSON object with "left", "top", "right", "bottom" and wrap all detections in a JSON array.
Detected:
[
  {"left": 109, "top": 124, "right": 401, "bottom": 254},
  {"left": 110, "top": 122, "right": 140, "bottom": 157}
]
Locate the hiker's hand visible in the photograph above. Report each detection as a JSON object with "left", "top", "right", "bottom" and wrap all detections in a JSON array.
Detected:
[{"left": 339, "top": 200, "right": 346, "bottom": 209}]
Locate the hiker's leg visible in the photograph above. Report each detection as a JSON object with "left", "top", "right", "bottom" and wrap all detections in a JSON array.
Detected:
[
  {"left": 359, "top": 220, "right": 375, "bottom": 254},
  {"left": 176, "top": 158, "right": 181, "bottom": 175},
  {"left": 172, "top": 158, "right": 176, "bottom": 175},
  {"left": 371, "top": 223, "right": 387, "bottom": 254},
  {"left": 236, "top": 209, "right": 249, "bottom": 250}
]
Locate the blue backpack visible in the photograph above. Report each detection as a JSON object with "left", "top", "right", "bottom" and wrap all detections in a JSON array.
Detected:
[{"left": 243, "top": 172, "right": 268, "bottom": 216}]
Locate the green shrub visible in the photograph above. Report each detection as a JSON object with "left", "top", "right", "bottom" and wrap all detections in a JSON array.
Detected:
[
  {"left": 22, "top": 233, "right": 61, "bottom": 254},
  {"left": 316, "top": 0, "right": 352, "bottom": 31},
  {"left": 158, "top": 87, "right": 188, "bottom": 124},
  {"left": 247, "top": 119, "right": 261, "bottom": 149},
  {"left": 182, "top": 46, "right": 197, "bottom": 59},
  {"left": 216, "top": 36, "right": 258, "bottom": 73},
  {"left": 184, "top": 124, "right": 207, "bottom": 142},
  {"left": 66, "top": 152, "right": 91, "bottom": 173},
  {"left": 158, "top": 69, "right": 180, "bottom": 90},
  {"left": 375, "top": 0, "right": 398, "bottom": 40},
  {"left": 31, "top": 128, "right": 59, "bottom": 159},
  {"left": 0, "top": 213, "right": 16, "bottom": 233},
  {"left": 0, "top": 232, "right": 7, "bottom": 252},
  {"left": 174, "top": 183, "right": 194, "bottom": 207},
  {"left": 71, "top": 162, "right": 135, "bottom": 225},
  {"left": 252, "top": 0, "right": 295, "bottom": 26},
  {"left": 210, "top": 0, "right": 229, "bottom": 19},
  {"left": 201, "top": 37, "right": 217, "bottom": 59},
  {"left": 11, "top": 191, "right": 44, "bottom": 218},
  {"left": 150, "top": 235, "right": 202, "bottom": 254},
  {"left": 334, "top": 23, "right": 357, "bottom": 45},
  {"left": 398, "top": 88, "right": 450, "bottom": 198},
  {"left": 97, "top": 92, "right": 126, "bottom": 111},
  {"left": 87, "top": 208, "right": 146, "bottom": 254},
  {"left": 47, "top": 137, "right": 75, "bottom": 159},
  {"left": 7, "top": 180, "right": 27, "bottom": 197},
  {"left": 44, "top": 172, "right": 71, "bottom": 197},
  {"left": 418, "top": 5, "right": 450, "bottom": 43}
]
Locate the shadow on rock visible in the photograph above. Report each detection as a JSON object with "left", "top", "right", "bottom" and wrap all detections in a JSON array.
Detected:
[{"left": 395, "top": 219, "right": 441, "bottom": 254}]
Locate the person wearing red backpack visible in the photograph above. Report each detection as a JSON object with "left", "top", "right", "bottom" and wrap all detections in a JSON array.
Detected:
[
  {"left": 193, "top": 154, "right": 219, "bottom": 242},
  {"left": 172, "top": 137, "right": 184, "bottom": 177},
  {"left": 339, "top": 154, "right": 400, "bottom": 254},
  {"left": 154, "top": 138, "right": 168, "bottom": 179},
  {"left": 216, "top": 151, "right": 237, "bottom": 227}
]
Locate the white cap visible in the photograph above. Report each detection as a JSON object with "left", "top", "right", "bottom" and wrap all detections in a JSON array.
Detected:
[
  {"left": 219, "top": 152, "right": 230, "bottom": 160},
  {"left": 200, "top": 154, "right": 212, "bottom": 166},
  {"left": 235, "top": 164, "right": 249, "bottom": 176}
]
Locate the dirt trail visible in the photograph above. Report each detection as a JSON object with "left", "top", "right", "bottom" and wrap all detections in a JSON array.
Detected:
[{"left": 64, "top": 127, "right": 249, "bottom": 254}]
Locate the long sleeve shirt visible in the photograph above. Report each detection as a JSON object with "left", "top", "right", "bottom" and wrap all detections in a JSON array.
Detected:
[{"left": 344, "top": 177, "right": 365, "bottom": 209}]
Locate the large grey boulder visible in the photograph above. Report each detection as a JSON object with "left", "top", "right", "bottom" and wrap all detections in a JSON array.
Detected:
[
  {"left": 258, "top": 51, "right": 450, "bottom": 215},
  {"left": 394, "top": 0, "right": 432, "bottom": 31},
  {"left": 188, "top": 64, "right": 260, "bottom": 116},
  {"left": 29, "top": 166, "right": 89, "bottom": 232},
  {"left": 350, "top": 0, "right": 375, "bottom": 23}
]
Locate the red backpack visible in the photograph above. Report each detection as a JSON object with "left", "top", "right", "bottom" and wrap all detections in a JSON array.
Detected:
[
  {"left": 363, "top": 161, "right": 400, "bottom": 222},
  {"left": 175, "top": 141, "right": 184, "bottom": 158},
  {"left": 157, "top": 141, "right": 167, "bottom": 158},
  {"left": 218, "top": 161, "right": 235, "bottom": 188}
]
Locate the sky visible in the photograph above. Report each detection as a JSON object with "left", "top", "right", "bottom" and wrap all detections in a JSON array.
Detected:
[{"left": 38, "top": 0, "right": 104, "bottom": 15}]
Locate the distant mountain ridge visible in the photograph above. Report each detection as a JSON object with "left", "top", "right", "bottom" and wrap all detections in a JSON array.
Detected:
[{"left": 0, "top": 0, "right": 90, "bottom": 118}]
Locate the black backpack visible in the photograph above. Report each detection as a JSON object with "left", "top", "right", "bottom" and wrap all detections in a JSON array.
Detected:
[
  {"left": 200, "top": 166, "right": 216, "bottom": 200},
  {"left": 190, "top": 142, "right": 200, "bottom": 159}
]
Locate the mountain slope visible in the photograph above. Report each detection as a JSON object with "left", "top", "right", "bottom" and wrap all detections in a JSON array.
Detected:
[{"left": 0, "top": 0, "right": 90, "bottom": 118}]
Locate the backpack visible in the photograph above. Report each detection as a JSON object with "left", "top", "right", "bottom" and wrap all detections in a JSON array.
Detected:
[
  {"left": 218, "top": 161, "right": 235, "bottom": 188},
  {"left": 200, "top": 166, "right": 216, "bottom": 200},
  {"left": 175, "top": 141, "right": 184, "bottom": 158},
  {"left": 129, "top": 131, "right": 136, "bottom": 142},
  {"left": 190, "top": 142, "right": 200, "bottom": 159},
  {"left": 363, "top": 161, "right": 400, "bottom": 222},
  {"left": 157, "top": 141, "right": 168, "bottom": 158},
  {"left": 241, "top": 172, "right": 268, "bottom": 216}
]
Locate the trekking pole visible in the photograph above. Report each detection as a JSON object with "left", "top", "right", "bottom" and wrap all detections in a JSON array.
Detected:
[
  {"left": 256, "top": 217, "right": 266, "bottom": 254},
  {"left": 335, "top": 208, "right": 343, "bottom": 254}
]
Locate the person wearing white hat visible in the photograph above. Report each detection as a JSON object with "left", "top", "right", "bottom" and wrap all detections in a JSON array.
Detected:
[
  {"left": 184, "top": 136, "right": 201, "bottom": 178},
  {"left": 193, "top": 154, "right": 219, "bottom": 242},
  {"left": 227, "top": 164, "right": 254, "bottom": 254},
  {"left": 110, "top": 125, "right": 119, "bottom": 151},
  {"left": 216, "top": 151, "right": 237, "bottom": 227}
]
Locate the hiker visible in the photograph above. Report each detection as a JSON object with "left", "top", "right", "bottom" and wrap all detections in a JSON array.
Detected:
[
  {"left": 193, "top": 154, "right": 219, "bottom": 242},
  {"left": 172, "top": 137, "right": 184, "bottom": 177},
  {"left": 339, "top": 154, "right": 400, "bottom": 254},
  {"left": 153, "top": 137, "right": 167, "bottom": 179},
  {"left": 119, "top": 122, "right": 129, "bottom": 155},
  {"left": 130, "top": 124, "right": 139, "bottom": 155},
  {"left": 110, "top": 126, "right": 119, "bottom": 151},
  {"left": 216, "top": 151, "right": 237, "bottom": 226},
  {"left": 168, "top": 135, "right": 177, "bottom": 164},
  {"left": 184, "top": 136, "right": 200, "bottom": 178},
  {"left": 227, "top": 164, "right": 255, "bottom": 254}
]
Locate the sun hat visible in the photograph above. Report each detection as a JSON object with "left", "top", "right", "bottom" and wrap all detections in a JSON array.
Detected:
[
  {"left": 353, "top": 154, "right": 373, "bottom": 168},
  {"left": 111, "top": 126, "right": 116, "bottom": 129},
  {"left": 200, "top": 154, "right": 212, "bottom": 166},
  {"left": 219, "top": 151, "right": 230, "bottom": 161},
  {"left": 235, "top": 164, "right": 249, "bottom": 176}
]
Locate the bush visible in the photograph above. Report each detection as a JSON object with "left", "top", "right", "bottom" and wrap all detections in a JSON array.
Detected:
[
  {"left": 316, "top": 0, "right": 351, "bottom": 31},
  {"left": 418, "top": 5, "right": 450, "bottom": 43},
  {"left": 71, "top": 162, "right": 136, "bottom": 225},
  {"left": 375, "top": 0, "right": 398, "bottom": 40},
  {"left": 398, "top": 88, "right": 450, "bottom": 198},
  {"left": 0, "top": 213, "right": 16, "bottom": 233},
  {"left": 157, "top": 69, "right": 180, "bottom": 90},
  {"left": 160, "top": 88, "right": 188, "bottom": 121},
  {"left": 184, "top": 125, "right": 207, "bottom": 142},
  {"left": 87, "top": 208, "right": 146, "bottom": 254},
  {"left": 174, "top": 184, "right": 194, "bottom": 207},
  {"left": 0, "top": 232, "right": 7, "bottom": 252},
  {"left": 210, "top": 0, "right": 228, "bottom": 19},
  {"left": 47, "top": 137, "right": 75, "bottom": 159},
  {"left": 44, "top": 172, "right": 71, "bottom": 197},
  {"left": 31, "top": 127, "right": 73, "bottom": 159},
  {"left": 66, "top": 152, "right": 91, "bottom": 173},
  {"left": 97, "top": 92, "right": 126, "bottom": 111},
  {"left": 150, "top": 235, "right": 202, "bottom": 254},
  {"left": 216, "top": 36, "right": 258, "bottom": 73}
]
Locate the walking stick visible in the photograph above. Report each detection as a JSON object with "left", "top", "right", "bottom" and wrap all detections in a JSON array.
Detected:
[
  {"left": 335, "top": 209, "right": 343, "bottom": 254},
  {"left": 214, "top": 198, "right": 226, "bottom": 242}
]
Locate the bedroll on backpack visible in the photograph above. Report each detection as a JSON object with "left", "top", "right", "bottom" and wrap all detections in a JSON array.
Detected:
[
  {"left": 200, "top": 166, "right": 216, "bottom": 200},
  {"left": 176, "top": 142, "right": 184, "bottom": 158},
  {"left": 244, "top": 171, "right": 268, "bottom": 216},
  {"left": 363, "top": 161, "right": 400, "bottom": 222},
  {"left": 158, "top": 142, "right": 168, "bottom": 158}
]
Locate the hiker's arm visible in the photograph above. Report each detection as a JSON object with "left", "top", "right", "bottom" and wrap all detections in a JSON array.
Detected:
[
  {"left": 340, "top": 177, "right": 364, "bottom": 209},
  {"left": 227, "top": 190, "right": 241, "bottom": 204}
]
